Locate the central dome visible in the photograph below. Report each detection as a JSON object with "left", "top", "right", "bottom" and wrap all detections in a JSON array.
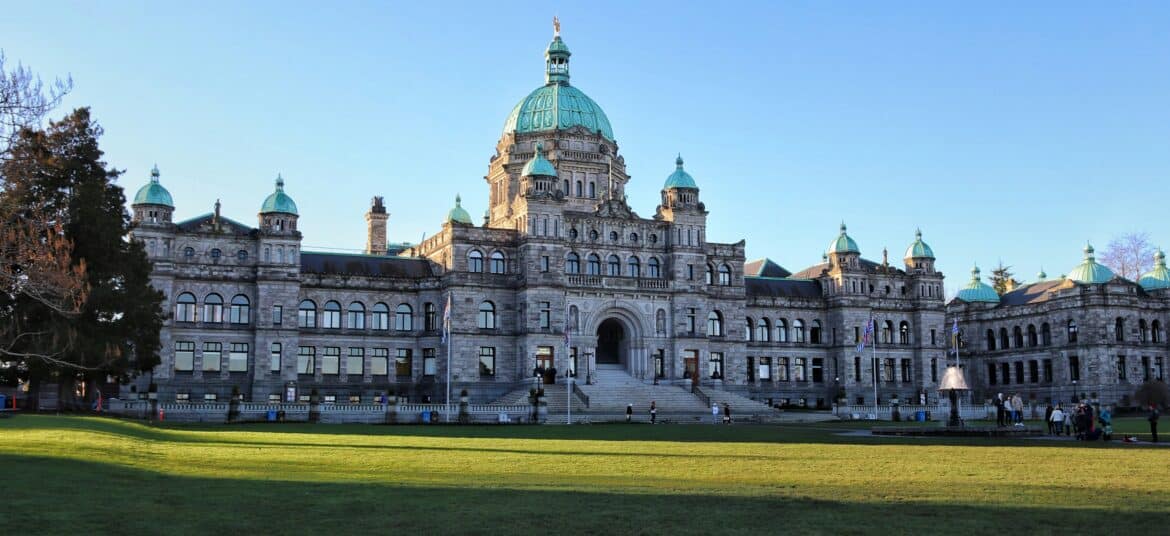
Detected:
[{"left": 501, "top": 31, "right": 614, "bottom": 141}]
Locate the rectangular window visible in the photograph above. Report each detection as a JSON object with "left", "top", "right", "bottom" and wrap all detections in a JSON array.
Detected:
[
  {"left": 204, "top": 393, "right": 218, "bottom": 402},
  {"left": 686, "top": 308, "right": 697, "bottom": 334},
  {"left": 322, "top": 347, "right": 340, "bottom": 375},
  {"left": 709, "top": 352, "right": 724, "bottom": 379},
  {"left": 202, "top": 342, "right": 222, "bottom": 371},
  {"left": 882, "top": 358, "right": 894, "bottom": 382},
  {"left": 930, "top": 329, "right": 937, "bottom": 346},
  {"left": 229, "top": 343, "right": 248, "bottom": 372},
  {"left": 323, "top": 395, "right": 336, "bottom": 404},
  {"left": 899, "top": 359, "right": 910, "bottom": 383},
  {"left": 297, "top": 346, "right": 316, "bottom": 375},
  {"left": 1014, "top": 361, "right": 1024, "bottom": 384},
  {"left": 853, "top": 356, "right": 861, "bottom": 381},
  {"left": 175, "top": 393, "right": 190, "bottom": 403},
  {"left": 270, "top": 342, "right": 282, "bottom": 373},
  {"left": 479, "top": 347, "right": 496, "bottom": 377},
  {"left": 1142, "top": 355, "right": 1151, "bottom": 382},
  {"left": 987, "top": 362, "right": 997, "bottom": 385},
  {"left": 175, "top": 341, "right": 195, "bottom": 371},
  {"left": 1043, "top": 359, "right": 1053, "bottom": 382},
  {"left": 395, "top": 349, "right": 412, "bottom": 377},
  {"left": 371, "top": 348, "right": 389, "bottom": 376},
  {"left": 347, "top": 347, "right": 364, "bottom": 376},
  {"left": 759, "top": 357, "right": 771, "bottom": 381},
  {"left": 812, "top": 358, "right": 824, "bottom": 383},
  {"left": 778, "top": 357, "right": 790, "bottom": 381},
  {"left": 348, "top": 308, "right": 365, "bottom": 330},
  {"left": 1069, "top": 355, "right": 1080, "bottom": 381},
  {"left": 687, "top": 264, "right": 694, "bottom": 280},
  {"left": 298, "top": 306, "right": 315, "bottom": 328},
  {"left": 323, "top": 308, "right": 341, "bottom": 329},
  {"left": 1029, "top": 360, "right": 1039, "bottom": 383},
  {"left": 541, "top": 256, "right": 550, "bottom": 272},
  {"left": 539, "top": 302, "right": 551, "bottom": 329},
  {"left": 349, "top": 394, "right": 362, "bottom": 404},
  {"left": 272, "top": 305, "right": 282, "bottom": 326},
  {"left": 423, "top": 348, "right": 436, "bottom": 376},
  {"left": 747, "top": 357, "right": 755, "bottom": 382},
  {"left": 853, "top": 326, "right": 860, "bottom": 345},
  {"left": 372, "top": 308, "right": 389, "bottom": 330},
  {"left": 1001, "top": 362, "right": 1011, "bottom": 385},
  {"left": 1117, "top": 355, "right": 1127, "bottom": 381},
  {"left": 268, "top": 393, "right": 281, "bottom": 403},
  {"left": 794, "top": 357, "right": 807, "bottom": 382},
  {"left": 1156, "top": 356, "right": 1164, "bottom": 381},
  {"left": 930, "top": 358, "right": 938, "bottom": 383}
]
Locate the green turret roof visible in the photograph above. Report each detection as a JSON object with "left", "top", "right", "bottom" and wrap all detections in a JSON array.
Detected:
[
  {"left": 447, "top": 195, "right": 472, "bottom": 225},
  {"left": 132, "top": 165, "right": 174, "bottom": 207},
  {"left": 955, "top": 265, "right": 1000, "bottom": 303},
  {"left": 1067, "top": 243, "right": 1115, "bottom": 284},
  {"left": 663, "top": 155, "right": 698, "bottom": 189},
  {"left": 904, "top": 228, "right": 934, "bottom": 259},
  {"left": 521, "top": 142, "right": 557, "bottom": 177},
  {"left": 827, "top": 222, "right": 860, "bottom": 255},
  {"left": 1139, "top": 249, "right": 1170, "bottom": 290},
  {"left": 501, "top": 30, "right": 615, "bottom": 141},
  {"left": 260, "top": 174, "right": 298, "bottom": 215}
]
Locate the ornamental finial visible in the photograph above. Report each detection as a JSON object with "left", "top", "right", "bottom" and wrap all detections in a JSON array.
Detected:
[{"left": 553, "top": 16, "right": 560, "bottom": 36}]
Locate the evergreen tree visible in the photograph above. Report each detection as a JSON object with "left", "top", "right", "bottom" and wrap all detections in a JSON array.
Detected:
[
  {"left": 1, "top": 108, "right": 163, "bottom": 407},
  {"left": 990, "top": 261, "right": 1020, "bottom": 296}
]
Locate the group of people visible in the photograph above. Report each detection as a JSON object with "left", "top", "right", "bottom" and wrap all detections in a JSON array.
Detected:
[
  {"left": 712, "top": 402, "right": 732, "bottom": 424},
  {"left": 625, "top": 401, "right": 658, "bottom": 423},
  {"left": 1046, "top": 402, "right": 1112, "bottom": 440},
  {"left": 994, "top": 393, "right": 1026, "bottom": 427}
]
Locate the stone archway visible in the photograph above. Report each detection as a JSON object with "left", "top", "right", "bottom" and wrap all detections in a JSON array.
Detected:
[{"left": 596, "top": 318, "right": 625, "bottom": 365}]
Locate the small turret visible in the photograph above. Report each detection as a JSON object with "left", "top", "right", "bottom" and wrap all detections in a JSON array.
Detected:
[
  {"left": 131, "top": 164, "right": 175, "bottom": 224},
  {"left": 365, "top": 196, "right": 389, "bottom": 255},
  {"left": 259, "top": 174, "right": 299, "bottom": 234},
  {"left": 447, "top": 195, "right": 473, "bottom": 225},
  {"left": 903, "top": 228, "right": 936, "bottom": 272}
]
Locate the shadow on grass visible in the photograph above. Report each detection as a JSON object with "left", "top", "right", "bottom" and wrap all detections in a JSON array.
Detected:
[
  {"left": 3, "top": 414, "right": 1160, "bottom": 451},
  {"left": 0, "top": 453, "right": 1159, "bottom": 534}
]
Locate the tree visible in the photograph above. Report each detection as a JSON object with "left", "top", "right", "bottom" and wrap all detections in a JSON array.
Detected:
[
  {"left": 1099, "top": 232, "right": 1155, "bottom": 282},
  {"left": 1134, "top": 380, "right": 1169, "bottom": 410},
  {"left": 1, "top": 108, "right": 164, "bottom": 407},
  {"left": 1, "top": 50, "right": 72, "bottom": 159},
  {"left": 989, "top": 261, "right": 1021, "bottom": 296}
]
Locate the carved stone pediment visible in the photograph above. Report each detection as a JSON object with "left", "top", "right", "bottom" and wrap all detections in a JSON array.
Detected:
[{"left": 594, "top": 197, "right": 638, "bottom": 219}]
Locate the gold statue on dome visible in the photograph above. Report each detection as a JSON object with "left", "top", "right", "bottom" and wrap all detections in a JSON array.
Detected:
[{"left": 553, "top": 16, "right": 560, "bottom": 36}]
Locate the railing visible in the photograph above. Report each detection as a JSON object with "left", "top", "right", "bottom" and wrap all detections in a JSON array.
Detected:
[
  {"left": 637, "top": 279, "right": 669, "bottom": 290},
  {"left": 572, "top": 382, "right": 590, "bottom": 408},
  {"left": 691, "top": 385, "right": 711, "bottom": 408},
  {"left": 105, "top": 399, "right": 534, "bottom": 424},
  {"left": 566, "top": 275, "right": 602, "bottom": 287},
  {"left": 834, "top": 403, "right": 998, "bottom": 421},
  {"left": 566, "top": 274, "right": 669, "bottom": 290}
]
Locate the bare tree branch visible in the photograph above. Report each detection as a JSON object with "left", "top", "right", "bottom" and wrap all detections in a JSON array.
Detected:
[
  {"left": 1099, "top": 232, "right": 1154, "bottom": 281},
  {"left": 0, "top": 50, "right": 73, "bottom": 159}
]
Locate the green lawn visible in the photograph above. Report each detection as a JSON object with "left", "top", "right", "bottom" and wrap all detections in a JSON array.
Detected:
[{"left": 0, "top": 415, "right": 1164, "bottom": 534}]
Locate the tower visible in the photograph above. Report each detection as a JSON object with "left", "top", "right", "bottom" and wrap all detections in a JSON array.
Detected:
[{"left": 365, "top": 196, "right": 388, "bottom": 255}]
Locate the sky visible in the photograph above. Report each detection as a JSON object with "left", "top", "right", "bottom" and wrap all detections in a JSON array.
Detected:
[{"left": 4, "top": 1, "right": 1169, "bottom": 295}]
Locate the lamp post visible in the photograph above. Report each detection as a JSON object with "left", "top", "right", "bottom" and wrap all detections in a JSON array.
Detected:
[
  {"left": 147, "top": 389, "right": 158, "bottom": 424},
  {"left": 1071, "top": 379, "right": 1078, "bottom": 403}
]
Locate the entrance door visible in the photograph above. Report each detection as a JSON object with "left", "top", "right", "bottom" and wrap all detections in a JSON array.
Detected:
[
  {"left": 536, "top": 346, "right": 554, "bottom": 384},
  {"left": 683, "top": 350, "right": 699, "bottom": 381},
  {"left": 596, "top": 318, "right": 624, "bottom": 365}
]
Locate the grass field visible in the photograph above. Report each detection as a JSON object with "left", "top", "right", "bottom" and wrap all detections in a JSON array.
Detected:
[{"left": 0, "top": 415, "right": 1164, "bottom": 535}]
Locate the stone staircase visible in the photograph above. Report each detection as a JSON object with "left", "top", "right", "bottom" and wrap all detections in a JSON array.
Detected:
[
  {"left": 488, "top": 383, "right": 587, "bottom": 415},
  {"left": 577, "top": 365, "right": 709, "bottom": 418},
  {"left": 697, "top": 388, "right": 780, "bottom": 419}
]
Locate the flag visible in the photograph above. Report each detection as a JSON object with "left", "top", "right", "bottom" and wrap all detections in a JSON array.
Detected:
[
  {"left": 951, "top": 318, "right": 960, "bottom": 347},
  {"left": 856, "top": 318, "right": 874, "bottom": 353},
  {"left": 441, "top": 292, "right": 452, "bottom": 344}
]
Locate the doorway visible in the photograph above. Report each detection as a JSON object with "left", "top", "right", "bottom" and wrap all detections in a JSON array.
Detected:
[{"left": 596, "top": 318, "right": 624, "bottom": 365}]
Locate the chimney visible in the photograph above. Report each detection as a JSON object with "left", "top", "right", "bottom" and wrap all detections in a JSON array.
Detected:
[{"left": 365, "top": 196, "right": 388, "bottom": 255}]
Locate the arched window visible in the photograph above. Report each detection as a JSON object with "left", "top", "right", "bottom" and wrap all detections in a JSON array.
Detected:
[
  {"left": 477, "top": 301, "right": 496, "bottom": 329},
  {"left": 1139, "top": 319, "right": 1149, "bottom": 342},
  {"left": 210, "top": 248, "right": 222, "bottom": 259},
  {"left": 794, "top": 319, "right": 806, "bottom": 343},
  {"left": 899, "top": 321, "right": 910, "bottom": 345},
  {"left": 1067, "top": 319, "right": 1078, "bottom": 343},
  {"left": 1153, "top": 320, "right": 1163, "bottom": 343},
  {"left": 627, "top": 256, "right": 641, "bottom": 278},
  {"left": 323, "top": 301, "right": 342, "bottom": 329},
  {"left": 468, "top": 250, "right": 484, "bottom": 273},
  {"left": 1027, "top": 324, "right": 1038, "bottom": 347},
  {"left": 1000, "top": 327, "right": 1010, "bottom": 349},
  {"left": 298, "top": 299, "right": 317, "bottom": 328},
  {"left": 424, "top": 302, "right": 437, "bottom": 331},
  {"left": 757, "top": 318, "right": 771, "bottom": 342},
  {"left": 228, "top": 294, "right": 250, "bottom": 324},
  {"left": 203, "top": 293, "right": 224, "bottom": 323},
  {"left": 1116, "top": 317, "right": 1126, "bottom": 342},
  {"left": 745, "top": 318, "right": 754, "bottom": 341},
  {"left": 986, "top": 329, "right": 997, "bottom": 351},
  {"left": 575, "top": 181, "right": 583, "bottom": 197},
  {"left": 707, "top": 311, "right": 724, "bottom": 337},
  {"left": 175, "top": 292, "right": 197, "bottom": 322},
  {"left": 586, "top": 254, "right": 601, "bottom": 275},
  {"left": 395, "top": 304, "right": 413, "bottom": 331},
  {"left": 647, "top": 257, "right": 661, "bottom": 278},
  {"left": 489, "top": 251, "right": 506, "bottom": 274},
  {"left": 566, "top": 252, "right": 580, "bottom": 274},
  {"left": 881, "top": 321, "right": 893, "bottom": 344},
  {"left": 607, "top": 255, "right": 620, "bottom": 276},
  {"left": 348, "top": 302, "right": 365, "bottom": 329},
  {"left": 1041, "top": 322, "right": 1052, "bottom": 346},
  {"left": 1013, "top": 326, "right": 1023, "bottom": 348},
  {"left": 718, "top": 264, "right": 731, "bottom": 286},
  {"left": 588, "top": 182, "right": 595, "bottom": 198},
  {"left": 705, "top": 265, "right": 714, "bottom": 285},
  {"left": 777, "top": 319, "right": 788, "bottom": 342},
  {"left": 371, "top": 303, "right": 389, "bottom": 330},
  {"left": 236, "top": 250, "right": 248, "bottom": 261},
  {"left": 811, "top": 320, "right": 823, "bottom": 344}
]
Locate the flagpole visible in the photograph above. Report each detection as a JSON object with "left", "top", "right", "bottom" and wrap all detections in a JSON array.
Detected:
[
  {"left": 566, "top": 308, "right": 572, "bottom": 426},
  {"left": 445, "top": 292, "right": 452, "bottom": 423},
  {"left": 872, "top": 318, "right": 878, "bottom": 407},
  {"left": 952, "top": 317, "right": 961, "bottom": 421}
]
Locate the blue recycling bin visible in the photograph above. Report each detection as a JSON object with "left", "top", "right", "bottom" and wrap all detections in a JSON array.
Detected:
[
  {"left": 267, "top": 410, "right": 277, "bottom": 422},
  {"left": 0, "top": 394, "right": 7, "bottom": 408},
  {"left": 915, "top": 410, "right": 926, "bottom": 422},
  {"left": 421, "top": 410, "right": 432, "bottom": 423}
]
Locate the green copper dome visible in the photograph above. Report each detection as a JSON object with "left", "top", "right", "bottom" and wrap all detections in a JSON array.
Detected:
[
  {"left": 501, "top": 32, "right": 615, "bottom": 141},
  {"left": 827, "top": 222, "right": 860, "bottom": 255},
  {"left": 447, "top": 195, "right": 472, "bottom": 225},
  {"left": 1067, "top": 243, "right": 1115, "bottom": 284},
  {"left": 260, "top": 174, "right": 298, "bottom": 215},
  {"left": 956, "top": 265, "right": 1000, "bottom": 303},
  {"left": 521, "top": 142, "right": 557, "bottom": 177},
  {"left": 132, "top": 165, "right": 174, "bottom": 207},
  {"left": 904, "top": 228, "right": 934, "bottom": 259},
  {"left": 664, "top": 155, "right": 698, "bottom": 189},
  {"left": 1139, "top": 249, "right": 1170, "bottom": 290}
]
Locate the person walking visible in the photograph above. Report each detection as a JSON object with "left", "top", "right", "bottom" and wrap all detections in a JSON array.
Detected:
[
  {"left": 649, "top": 401, "right": 657, "bottom": 424},
  {"left": 722, "top": 403, "right": 732, "bottom": 424},
  {"left": 1044, "top": 404, "right": 1054, "bottom": 434},
  {"left": 711, "top": 402, "right": 719, "bottom": 425},
  {"left": 626, "top": 403, "right": 633, "bottom": 423},
  {"left": 1063, "top": 408, "right": 1073, "bottom": 436},
  {"left": 1098, "top": 405, "right": 1113, "bottom": 441},
  {"left": 1011, "top": 393, "right": 1024, "bottom": 425},
  {"left": 995, "top": 393, "right": 1006, "bottom": 427},
  {"left": 1050, "top": 405, "right": 1065, "bottom": 436},
  {"left": 1149, "top": 404, "right": 1160, "bottom": 443}
]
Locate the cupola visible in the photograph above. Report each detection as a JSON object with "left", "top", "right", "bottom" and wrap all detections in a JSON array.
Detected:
[
  {"left": 1067, "top": 243, "right": 1115, "bottom": 284},
  {"left": 955, "top": 265, "right": 1000, "bottom": 303},
  {"left": 131, "top": 164, "right": 174, "bottom": 224},
  {"left": 1139, "top": 249, "right": 1170, "bottom": 290},
  {"left": 446, "top": 195, "right": 473, "bottom": 225},
  {"left": 259, "top": 174, "right": 299, "bottom": 233},
  {"left": 903, "top": 228, "right": 936, "bottom": 272},
  {"left": 659, "top": 155, "right": 701, "bottom": 210}
]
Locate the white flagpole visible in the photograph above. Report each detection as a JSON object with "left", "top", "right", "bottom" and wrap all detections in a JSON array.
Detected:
[
  {"left": 872, "top": 316, "right": 878, "bottom": 406},
  {"left": 566, "top": 307, "right": 572, "bottom": 425},
  {"left": 445, "top": 293, "right": 452, "bottom": 423}
]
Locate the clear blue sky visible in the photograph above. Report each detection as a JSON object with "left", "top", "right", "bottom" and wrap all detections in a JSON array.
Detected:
[{"left": 5, "top": 1, "right": 1169, "bottom": 295}]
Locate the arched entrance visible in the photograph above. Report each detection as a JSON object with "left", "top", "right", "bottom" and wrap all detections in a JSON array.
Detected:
[{"left": 596, "top": 318, "right": 625, "bottom": 365}]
